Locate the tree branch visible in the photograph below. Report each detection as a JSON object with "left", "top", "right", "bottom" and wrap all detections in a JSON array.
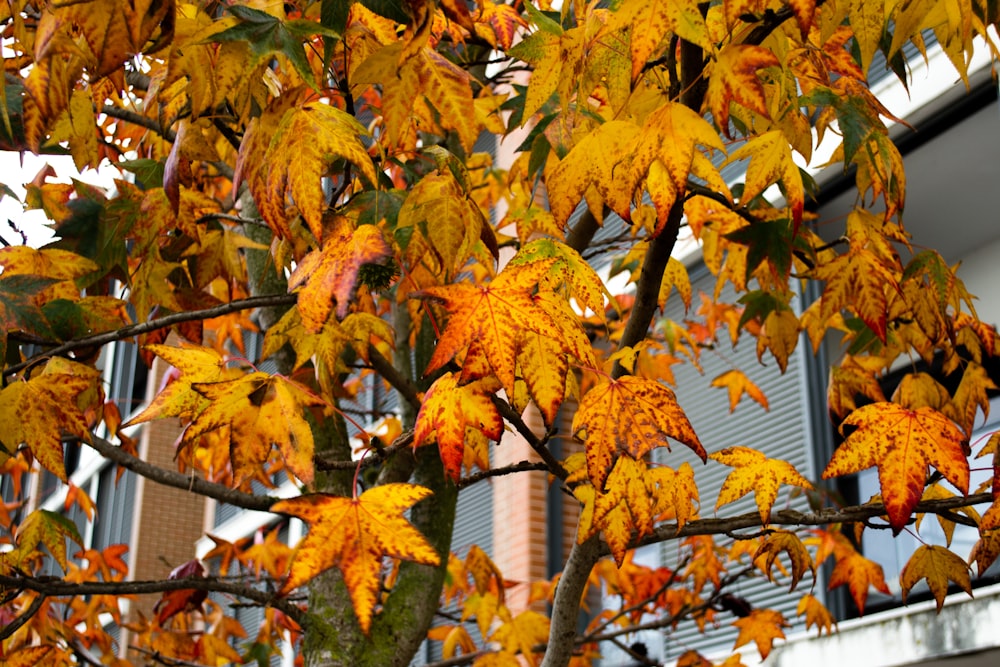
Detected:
[
  {"left": 0, "top": 574, "right": 306, "bottom": 624},
  {"left": 4, "top": 293, "right": 298, "bottom": 377},
  {"left": 491, "top": 396, "right": 568, "bottom": 481},
  {"left": 630, "top": 493, "right": 995, "bottom": 554},
  {"left": 457, "top": 460, "right": 551, "bottom": 488},
  {"left": 101, "top": 105, "right": 176, "bottom": 142},
  {"left": 0, "top": 592, "right": 44, "bottom": 640},
  {"left": 85, "top": 434, "right": 278, "bottom": 513}
]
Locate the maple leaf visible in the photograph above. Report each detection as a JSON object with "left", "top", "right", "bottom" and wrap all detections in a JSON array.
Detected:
[
  {"left": 417, "top": 259, "right": 585, "bottom": 399},
  {"left": 705, "top": 44, "right": 780, "bottom": 135},
  {"left": 184, "top": 372, "right": 327, "bottom": 485},
  {"left": 814, "top": 244, "right": 899, "bottom": 343},
  {"left": 753, "top": 531, "right": 814, "bottom": 590},
  {"left": 126, "top": 344, "right": 235, "bottom": 426},
  {"left": 710, "top": 447, "right": 813, "bottom": 524},
  {"left": 827, "top": 551, "right": 890, "bottom": 613},
  {"left": 273, "top": 485, "right": 441, "bottom": 633},
  {"left": 0, "top": 273, "right": 58, "bottom": 359},
  {"left": 573, "top": 375, "right": 704, "bottom": 489},
  {"left": 730, "top": 131, "right": 806, "bottom": 228},
  {"left": 796, "top": 593, "right": 836, "bottom": 636},
  {"left": 289, "top": 218, "right": 393, "bottom": 329},
  {"left": 899, "top": 544, "right": 972, "bottom": 611},
  {"left": 238, "top": 97, "right": 377, "bottom": 240},
  {"left": 154, "top": 559, "right": 208, "bottom": 625},
  {"left": 822, "top": 403, "right": 969, "bottom": 532},
  {"left": 711, "top": 370, "right": 769, "bottom": 413},
  {"left": 397, "top": 169, "right": 490, "bottom": 278},
  {"left": 731, "top": 608, "right": 788, "bottom": 659},
  {"left": 2, "top": 508, "right": 83, "bottom": 573},
  {"left": 627, "top": 103, "right": 726, "bottom": 231},
  {"left": 412, "top": 372, "right": 504, "bottom": 481},
  {"left": 212, "top": 4, "right": 338, "bottom": 88},
  {"left": 353, "top": 42, "right": 478, "bottom": 152},
  {"left": 0, "top": 367, "right": 98, "bottom": 482},
  {"left": 489, "top": 608, "right": 550, "bottom": 667}
]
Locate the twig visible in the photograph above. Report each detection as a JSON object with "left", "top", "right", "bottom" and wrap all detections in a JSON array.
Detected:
[
  {"left": 0, "top": 592, "right": 44, "bottom": 640},
  {"left": 101, "top": 105, "right": 176, "bottom": 142},
  {"left": 490, "top": 396, "right": 568, "bottom": 481},
  {"left": 85, "top": 433, "right": 278, "bottom": 513},
  {"left": 457, "top": 460, "right": 551, "bottom": 488},
  {"left": 0, "top": 573, "right": 306, "bottom": 624},
  {"left": 4, "top": 293, "right": 298, "bottom": 377}
]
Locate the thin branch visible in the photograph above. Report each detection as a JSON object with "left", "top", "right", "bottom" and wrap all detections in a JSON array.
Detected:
[
  {"left": 85, "top": 434, "right": 278, "bottom": 513},
  {"left": 458, "top": 460, "right": 552, "bottom": 488},
  {"left": 101, "top": 105, "right": 176, "bottom": 142},
  {"left": 4, "top": 293, "right": 298, "bottom": 377},
  {"left": 491, "top": 396, "right": 568, "bottom": 481},
  {"left": 129, "top": 646, "right": 212, "bottom": 667},
  {"left": 369, "top": 345, "right": 422, "bottom": 411},
  {"left": 194, "top": 212, "right": 267, "bottom": 227},
  {"left": 0, "top": 592, "right": 44, "bottom": 640},
  {"left": 0, "top": 574, "right": 306, "bottom": 624},
  {"left": 314, "top": 431, "right": 415, "bottom": 471},
  {"left": 629, "top": 493, "right": 995, "bottom": 555}
]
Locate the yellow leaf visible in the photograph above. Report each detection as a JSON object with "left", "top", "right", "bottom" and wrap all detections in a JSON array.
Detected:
[
  {"left": 398, "top": 170, "right": 488, "bottom": 278},
  {"left": 899, "top": 544, "right": 972, "bottom": 611},
  {"left": 545, "top": 120, "right": 640, "bottom": 225},
  {"left": 185, "top": 372, "right": 327, "bottom": 485},
  {"left": 796, "top": 593, "right": 836, "bottom": 636},
  {"left": 754, "top": 307, "right": 800, "bottom": 373},
  {"left": 710, "top": 446, "right": 812, "bottom": 524},
  {"left": 573, "top": 375, "right": 704, "bottom": 489},
  {"left": 710, "top": 370, "right": 769, "bottom": 413},
  {"left": 417, "top": 259, "right": 584, "bottom": 399},
  {"left": 242, "top": 97, "right": 376, "bottom": 240},
  {"left": 730, "top": 130, "right": 805, "bottom": 226},
  {"left": 704, "top": 44, "right": 780, "bottom": 135},
  {"left": 822, "top": 403, "right": 969, "bottom": 532},
  {"left": 489, "top": 608, "right": 550, "bottom": 667},
  {"left": 628, "top": 102, "right": 726, "bottom": 230},
  {"left": 126, "top": 343, "right": 233, "bottom": 426},
  {"left": 0, "top": 367, "right": 98, "bottom": 482},
  {"left": 753, "top": 531, "right": 814, "bottom": 590},
  {"left": 273, "top": 485, "right": 441, "bottom": 633}
]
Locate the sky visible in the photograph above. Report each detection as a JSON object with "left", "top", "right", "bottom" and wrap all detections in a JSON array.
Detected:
[{"left": 0, "top": 152, "right": 117, "bottom": 248}]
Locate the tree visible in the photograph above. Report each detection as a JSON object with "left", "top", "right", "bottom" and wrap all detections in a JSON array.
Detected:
[{"left": 0, "top": 0, "right": 998, "bottom": 666}]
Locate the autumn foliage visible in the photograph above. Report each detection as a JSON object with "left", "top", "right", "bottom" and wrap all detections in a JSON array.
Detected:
[{"left": 0, "top": 1, "right": 999, "bottom": 666}]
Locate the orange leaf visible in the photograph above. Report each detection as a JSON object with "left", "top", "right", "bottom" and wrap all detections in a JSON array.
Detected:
[
  {"left": 273, "top": 485, "right": 441, "bottom": 633},
  {"left": 412, "top": 372, "right": 504, "bottom": 481},
  {"left": 417, "top": 259, "right": 582, "bottom": 398},
  {"left": 827, "top": 551, "right": 890, "bottom": 613},
  {"left": 731, "top": 608, "right": 787, "bottom": 659},
  {"left": 573, "top": 375, "right": 704, "bottom": 489},
  {"left": 710, "top": 446, "right": 813, "bottom": 524},
  {"left": 822, "top": 403, "right": 969, "bottom": 532},
  {"left": 710, "top": 370, "right": 769, "bottom": 413},
  {"left": 705, "top": 44, "right": 779, "bottom": 135},
  {"left": 899, "top": 544, "right": 972, "bottom": 611},
  {"left": 289, "top": 218, "right": 392, "bottom": 329}
]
